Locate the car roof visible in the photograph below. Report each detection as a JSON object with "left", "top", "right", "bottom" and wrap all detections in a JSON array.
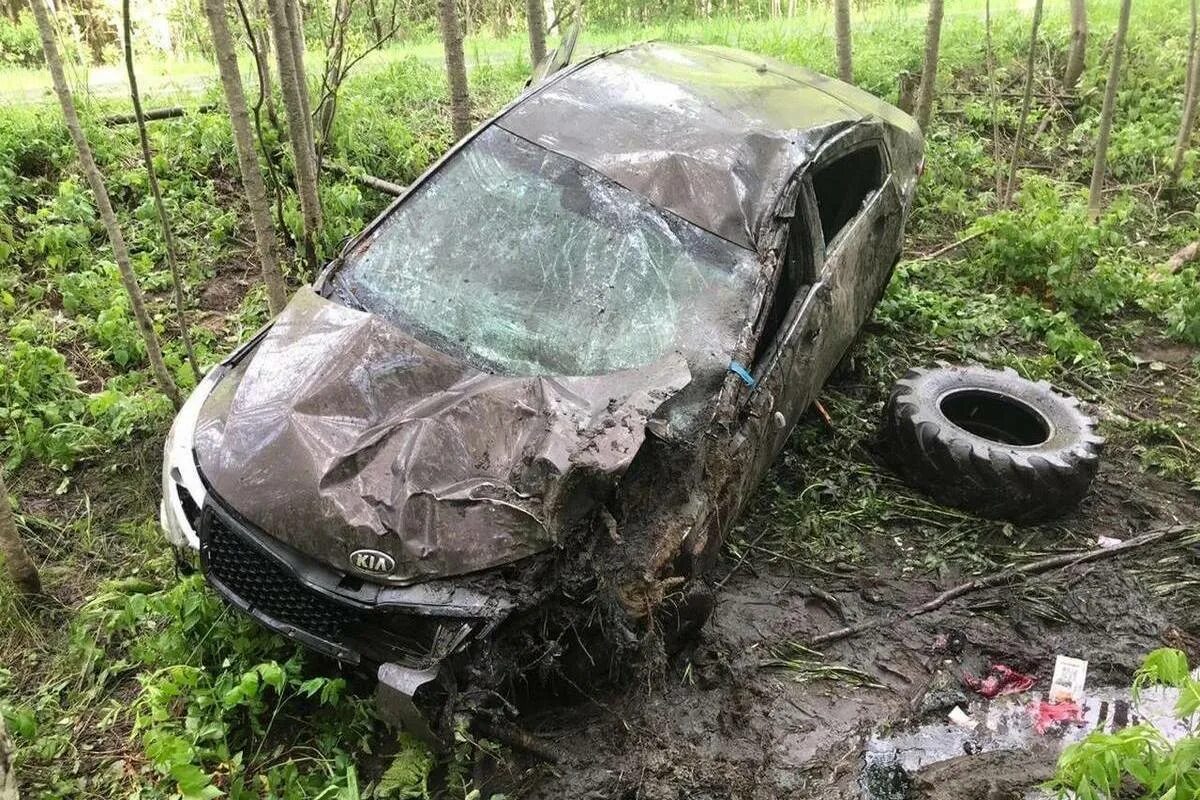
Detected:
[{"left": 496, "top": 42, "right": 919, "bottom": 251}]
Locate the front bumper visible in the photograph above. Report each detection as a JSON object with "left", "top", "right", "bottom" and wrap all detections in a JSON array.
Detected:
[{"left": 159, "top": 345, "right": 515, "bottom": 741}]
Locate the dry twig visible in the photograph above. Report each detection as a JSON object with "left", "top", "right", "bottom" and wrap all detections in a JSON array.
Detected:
[{"left": 805, "top": 525, "right": 1189, "bottom": 647}]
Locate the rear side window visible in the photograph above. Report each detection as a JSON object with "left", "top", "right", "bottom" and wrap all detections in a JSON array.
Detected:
[{"left": 810, "top": 146, "right": 884, "bottom": 245}]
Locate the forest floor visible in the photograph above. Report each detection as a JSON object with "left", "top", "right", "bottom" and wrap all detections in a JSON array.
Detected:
[
  {"left": 3, "top": 0, "right": 1200, "bottom": 798},
  {"left": 496, "top": 351, "right": 1200, "bottom": 799}
]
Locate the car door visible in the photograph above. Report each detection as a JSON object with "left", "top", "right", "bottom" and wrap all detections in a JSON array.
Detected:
[
  {"left": 723, "top": 130, "right": 903, "bottom": 514},
  {"left": 804, "top": 130, "right": 905, "bottom": 389},
  {"left": 724, "top": 182, "right": 826, "bottom": 510}
]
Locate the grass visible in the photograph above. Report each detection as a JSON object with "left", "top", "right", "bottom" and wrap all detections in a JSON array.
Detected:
[{"left": 1, "top": 0, "right": 1199, "bottom": 796}]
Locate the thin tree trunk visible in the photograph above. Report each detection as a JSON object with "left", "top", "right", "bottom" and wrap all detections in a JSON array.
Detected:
[
  {"left": 251, "top": 0, "right": 280, "bottom": 130},
  {"left": 236, "top": 0, "right": 289, "bottom": 234},
  {"left": 0, "top": 471, "right": 42, "bottom": 598},
  {"left": 367, "top": 0, "right": 384, "bottom": 39},
  {"left": 31, "top": 0, "right": 182, "bottom": 408},
  {"left": 1186, "top": 0, "right": 1198, "bottom": 113},
  {"left": 0, "top": 712, "right": 17, "bottom": 800},
  {"left": 914, "top": 0, "right": 944, "bottom": 131},
  {"left": 834, "top": 0, "right": 851, "bottom": 83},
  {"left": 1003, "top": 0, "right": 1044, "bottom": 206},
  {"left": 122, "top": 0, "right": 200, "bottom": 382},
  {"left": 987, "top": 0, "right": 1001, "bottom": 198},
  {"left": 526, "top": 0, "right": 545, "bottom": 67},
  {"left": 266, "top": 0, "right": 322, "bottom": 272},
  {"left": 1087, "top": 0, "right": 1132, "bottom": 220},
  {"left": 1063, "top": 0, "right": 1087, "bottom": 92},
  {"left": 204, "top": 0, "right": 289, "bottom": 315},
  {"left": 1171, "top": 0, "right": 1200, "bottom": 184},
  {"left": 316, "top": 0, "right": 351, "bottom": 161},
  {"left": 438, "top": 0, "right": 471, "bottom": 140},
  {"left": 286, "top": 0, "right": 316, "bottom": 159}
]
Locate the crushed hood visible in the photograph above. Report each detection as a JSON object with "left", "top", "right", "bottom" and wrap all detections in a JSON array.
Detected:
[{"left": 194, "top": 289, "right": 691, "bottom": 584}]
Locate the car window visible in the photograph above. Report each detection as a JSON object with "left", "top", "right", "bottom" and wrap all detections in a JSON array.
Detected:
[
  {"left": 333, "top": 126, "right": 759, "bottom": 377},
  {"left": 810, "top": 145, "right": 884, "bottom": 246},
  {"left": 753, "top": 206, "right": 813, "bottom": 366}
]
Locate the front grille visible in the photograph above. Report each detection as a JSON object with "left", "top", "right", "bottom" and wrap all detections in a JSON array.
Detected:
[
  {"left": 197, "top": 501, "right": 473, "bottom": 668},
  {"left": 202, "top": 509, "right": 364, "bottom": 643}
]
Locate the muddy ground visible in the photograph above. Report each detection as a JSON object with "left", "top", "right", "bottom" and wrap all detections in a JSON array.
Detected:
[{"left": 468, "top": 359, "right": 1200, "bottom": 800}]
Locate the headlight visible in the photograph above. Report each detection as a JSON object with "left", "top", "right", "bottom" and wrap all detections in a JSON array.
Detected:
[{"left": 160, "top": 370, "right": 221, "bottom": 549}]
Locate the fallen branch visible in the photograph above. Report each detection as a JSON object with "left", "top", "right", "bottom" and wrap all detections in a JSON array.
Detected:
[
  {"left": 806, "top": 525, "right": 1189, "bottom": 648},
  {"left": 472, "top": 720, "right": 567, "bottom": 763},
  {"left": 813, "top": 399, "right": 834, "bottom": 428},
  {"left": 103, "top": 103, "right": 216, "bottom": 125},
  {"left": 918, "top": 230, "right": 983, "bottom": 261},
  {"left": 322, "top": 160, "right": 406, "bottom": 195},
  {"left": 1166, "top": 240, "right": 1199, "bottom": 274}
]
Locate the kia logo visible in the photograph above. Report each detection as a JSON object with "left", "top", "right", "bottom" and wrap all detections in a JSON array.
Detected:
[{"left": 349, "top": 549, "right": 395, "bottom": 577}]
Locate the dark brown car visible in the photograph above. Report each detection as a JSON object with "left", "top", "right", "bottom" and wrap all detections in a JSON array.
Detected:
[{"left": 160, "top": 42, "right": 923, "bottom": 734}]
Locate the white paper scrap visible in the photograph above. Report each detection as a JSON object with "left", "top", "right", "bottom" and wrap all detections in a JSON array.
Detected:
[{"left": 1049, "top": 655, "right": 1089, "bottom": 703}]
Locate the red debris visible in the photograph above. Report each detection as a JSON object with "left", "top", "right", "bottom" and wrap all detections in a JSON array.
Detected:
[
  {"left": 1032, "top": 699, "right": 1084, "bottom": 734},
  {"left": 963, "top": 664, "right": 1037, "bottom": 698}
]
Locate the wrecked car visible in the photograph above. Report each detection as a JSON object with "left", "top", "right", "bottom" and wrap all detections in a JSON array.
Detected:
[{"left": 160, "top": 42, "right": 923, "bottom": 735}]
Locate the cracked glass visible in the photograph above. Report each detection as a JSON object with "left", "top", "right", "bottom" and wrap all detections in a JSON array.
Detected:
[{"left": 333, "top": 126, "right": 758, "bottom": 377}]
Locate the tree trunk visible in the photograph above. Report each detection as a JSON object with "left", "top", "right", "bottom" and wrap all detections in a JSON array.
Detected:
[
  {"left": 438, "top": 0, "right": 471, "bottom": 141},
  {"left": 204, "top": 0, "right": 289, "bottom": 315},
  {"left": 1003, "top": 0, "right": 1044, "bottom": 206},
  {"left": 1087, "top": 0, "right": 1132, "bottom": 220},
  {"left": 0, "top": 710, "right": 18, "bottom": 800},
  {"left": 366, "top": 0, "right": 384, "bottom": 39},
  {"left": 987, "top": 0, "right": 1001, "bottom": 198},
  {"left": 0, "top": 471, "right": 42, "bottom": 598},
  {"left": 122, "top": 0, "right": 200, "bottom": 382},
  {"left": 914, "top": 0, "right": 944, "bottom": 130},
  {"left": 265, "top": 0, "right": 323, "bottom": 272},
  {"left": 834, "top": 0, "right": 851, "bottom": 83},
  {"left": 316, "top": 0, "right": 351, "bottom": 161},
  {"left": 1063, "top": 0, "right": 1087, "bottom": 92},
  {"left": 1171, "top": 0, "right": 1200, "bottom": 184},
  {"left": 286, "top": 0, "right": 316, "bottom": 159},
  {"left": 526, "top": 0, "right": 545, "bottom": 67},
  {"left": 248, "top": 0, "right": 281, "bottom": 131},
  {"left": 1186, "top": 0, "right": 1198, "bottom": 112},
  {"left": 31, "top": 0, "right": 182, "bottom": 409}
]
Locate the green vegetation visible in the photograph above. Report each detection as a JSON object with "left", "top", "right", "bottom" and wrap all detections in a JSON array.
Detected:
[
  {"left": 1, "top": 0, "right": 1199, "bottom": 796},
  {"left": 1050, "top": 648, "right": 1200, "bottom": 800}
]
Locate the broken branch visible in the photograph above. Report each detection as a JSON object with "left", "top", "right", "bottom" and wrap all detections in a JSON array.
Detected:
[
  {"left": 472, "top": 720, "right": 567, "bottom": 763},
  {"left": 103, "top": 104, "right": 216, "bottom": 125},
  {"left": 918, "top": 230, "right": 983, "bottom": 261},
  {"left": 805, "top": 524, "right": 1189, "bottom": 648},
  {"left": 1166, "top": 240, "right": 1199, "bottom": 273},
  {"left": 322, "top": 160, "right": 406, "bottom": 195}
]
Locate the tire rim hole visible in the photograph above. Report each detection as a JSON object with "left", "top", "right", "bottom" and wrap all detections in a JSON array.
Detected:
[{"left": 938, "top": 389, "right": 1051, "bottom": 446}]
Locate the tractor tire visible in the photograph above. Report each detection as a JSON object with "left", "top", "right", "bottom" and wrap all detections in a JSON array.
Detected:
[{"left": 885, "top": 363, "right": 1104, "bottom": 524}]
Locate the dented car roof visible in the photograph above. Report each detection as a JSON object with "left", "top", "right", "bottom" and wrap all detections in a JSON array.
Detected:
[{"left": 498, "top": 42, "right": 920, "bottom": 249}]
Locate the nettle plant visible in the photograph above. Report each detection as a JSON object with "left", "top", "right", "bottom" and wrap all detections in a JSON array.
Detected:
[{"left": 1049, "top": 648, "right": 1200, "bottom": 800}]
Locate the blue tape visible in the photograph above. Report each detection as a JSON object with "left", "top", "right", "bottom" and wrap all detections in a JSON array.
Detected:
[{"left": 729, "top": 361, "right": 755, "bottom": 388}]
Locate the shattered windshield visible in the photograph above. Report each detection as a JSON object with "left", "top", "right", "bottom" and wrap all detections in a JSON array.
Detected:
[{"left": 333, "top": 125, "right": 758, "bottom": 376}]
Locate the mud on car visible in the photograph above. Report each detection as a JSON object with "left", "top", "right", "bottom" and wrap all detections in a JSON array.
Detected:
[{"left": 160, "top": 42, "right": 923, "bottom": 735}]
